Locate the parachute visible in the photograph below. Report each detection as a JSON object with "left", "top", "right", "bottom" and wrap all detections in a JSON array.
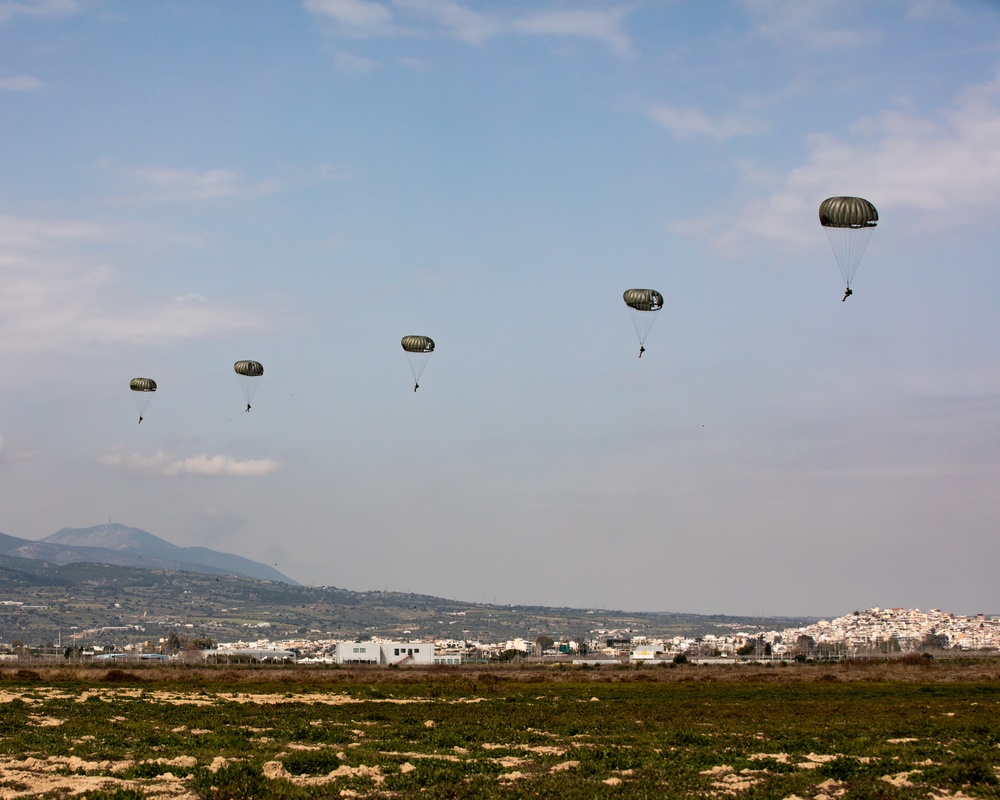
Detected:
[
  {"left": 234, "top": 360, "right": 264, "bottom": 411},
  {"left": 819, "top": 196, "right": 878, "bottom": 294},
  {"left": 401, "top": 336, "right": 434, "bottom": 391},
  {"left": 129, "top": 377, "right": 156, "bottom": 423},
  {"left": 623, "top": 289, "right": 663, "bottom": 358}
]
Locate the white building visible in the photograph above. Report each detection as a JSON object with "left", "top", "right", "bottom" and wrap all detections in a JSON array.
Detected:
[
  {"left": 335, "top": 641, "right": 434, "bottom": 666},
  {"left": 630, "top": 646, "right": 664, "bottom": 662}
]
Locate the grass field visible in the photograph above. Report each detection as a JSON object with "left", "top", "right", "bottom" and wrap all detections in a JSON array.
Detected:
[{"left": 0, "top": 658, "right": 998, "bottom": 798}]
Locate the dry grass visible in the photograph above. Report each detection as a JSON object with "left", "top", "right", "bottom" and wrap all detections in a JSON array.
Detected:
[{"left": 3, "top": 654, "right": 997, "bottom": 688}]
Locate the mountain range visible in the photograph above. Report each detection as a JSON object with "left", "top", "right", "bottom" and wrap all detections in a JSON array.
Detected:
[{"left": 0, "top": 523, "right": 295, "bottom": 584}]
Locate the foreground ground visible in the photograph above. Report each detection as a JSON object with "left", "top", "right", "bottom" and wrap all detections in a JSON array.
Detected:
[{"left": 0, "top": 658, "right": 998, "bottom": 798}]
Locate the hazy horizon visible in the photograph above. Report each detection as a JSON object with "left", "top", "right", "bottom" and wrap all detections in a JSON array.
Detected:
[{"left": 4, "top": 520, "right": 997, "bottom": 621}]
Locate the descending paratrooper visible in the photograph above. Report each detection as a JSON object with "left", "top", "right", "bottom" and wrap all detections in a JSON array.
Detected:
[
  {"left": 401, "top": 336, "right": 434, "bottom": 391},
  {"left": 623, "top": 289, "right": 664, "bottom": 358},
  {"left": 234, "top": 360, "right": 264, "bottom": 412},
  {"left": 819, "top": 196, "right": 878, "bottom": 301},
  {"left": 129, "top": 377, "right": 156, "bottom": 424}
]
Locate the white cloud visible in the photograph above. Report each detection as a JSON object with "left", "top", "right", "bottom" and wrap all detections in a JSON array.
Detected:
[
  {"left": 904, "top": 0, "right": 962, "bottom": 24},
  {"left": 129, "top": 167, "right": 249, "bottom": 202},
  {"left": 303, "top": 0, "right": 394, "bottom": 34},
  {"left": 647, "top": 102, "right": 768, "bottom": 141},
  {"left": 0, "top": 0, "right": 82, "bottom": 24},
  {"left": 74, "top": 293, "right": 258, "bottom": 347},
  {"left": 398, "top": 55, "right": 429, "bottom": 71},
  {"left": 740, "top": 0, "right": 882, "bottom": 51},
  {"left": 0, "top": 213, "right": 259, "bottom": 357},
  {"left": 705, "top": 71, "right": 1000, "bottom": 255},
  {"left": 333, "top": 51, "right": 380, "bottom": 74},
  {"left": 512, "top": 7, "right": 633, "bottom": 58},
  {"left": 393, "top": 0, "right": 501, "bottom": 45},
  {"left": 100, "top": 451, "right": 284, "bottom": 477},
  {"left": 0, "top": 214, "right": 117, "bottom": 249},
  {"left": 117, "top": 163, "right": 344, "bottom": 203},
  {"left": 0, "top": 75, "right": 43, "bottom": 91},
  {"left": 305, "top": 0, "right": 635, "bottom": 56},
  {"left": 0, "top": 434, "right": 37, "bottom": 467}
]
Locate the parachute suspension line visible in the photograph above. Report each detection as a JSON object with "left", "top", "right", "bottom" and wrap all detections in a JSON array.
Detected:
[
  {"left": 819, "top": 197, "right": 878, "bottom": 294},
  {"left": 825, "top": 226, "right": 874, "bottom": 288}
]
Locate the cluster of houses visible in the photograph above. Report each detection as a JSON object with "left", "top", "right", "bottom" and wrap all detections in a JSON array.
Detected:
[
  {"left": 779, "top": 607, "right": 1000, "bottom": 653},
  {"left": 184, "top": 607, "right": 1000, "bottom": 665},
  {"left": 7, "top": 607, "right": 998, "bottom": 664}
]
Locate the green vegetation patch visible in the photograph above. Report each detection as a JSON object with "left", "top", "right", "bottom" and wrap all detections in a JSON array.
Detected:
[{"left": 0, "top": 664, "right": 996, "bottom": 798}]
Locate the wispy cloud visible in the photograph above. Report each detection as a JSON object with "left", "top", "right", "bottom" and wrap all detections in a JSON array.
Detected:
[
  {"left": 0, "top": 214, "right": 116, "bottom": 249},
  {"left": 702, "top": 71, "right": 1000, "bottom": 255},
  {"left": 129, "top": 167, "right": 249, "bottom": 202},
  {"left": 0, "top": 75, "right": 43, "bottom": 91},
  {"left": 0, "top": 0, "right": 82, "bottom": 24},
  {"left": 512, "top": 7, "right": 633, "bottom": 58},
  {"left": 904, "top": 0, "right": 963, "bottom": 24},
  {"left": 117, "top": 162, "right": 346, "bottom": 203},
  {"left": 647, "top": 102, "right": 768, "bottom": 141},
  {"left": 333, "top": 51, "right": 380, "bottom": 74},
  {"left": 100, "top": 451, "right": 284, "bottom": 477},
  {"left": 303, "top": 0, "right": 394, "bottom": 35},
  {"left": 0, "top": 213, "right": 259, "bottom": 357},
  {"left": 740, "top": 0, "right": 882, "bottom": 51},
  {"left": 394, "top": 0, "right": 500, "bottom": 45},
  {"left": 305, "top": 0, "right": 635, "bottom": 56},
  {"left": 74, "top": 293, "right": 259, "bottom": 347},
  {"left": 0, "top": 433, "right": 37, "bottom": 468}
]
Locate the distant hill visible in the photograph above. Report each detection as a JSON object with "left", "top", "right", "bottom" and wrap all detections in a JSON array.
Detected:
[
  {"left": 0, "top": 556, "right": 818, "bottom": 648},
  {"left": 0, "top": 523, "right": 296, "bottom": 584},
  {"left": 0, "top": 525, "right": 822, "bottom": 650}
]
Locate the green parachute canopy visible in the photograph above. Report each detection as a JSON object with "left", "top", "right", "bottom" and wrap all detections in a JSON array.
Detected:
[
  {"left": 623, "top": 289, "right": 664, "bottom": 312},
  {"left": 129, "top": 377, "right": 157, "bottom": 393},
  {"left": 819, "top": 196, "right": 878, "bottom": 229},
  {"left": 819, "top": 197, "right": 878, "bottom": 289},
  {"left": 234, "top": 360, "right": 264, "bottom": 377},
  {"left": 401, "top": 336, "right": 435, "bottom": 354},
  {"left": 401, "top": 336, "right": 434, "bottom": 390}
]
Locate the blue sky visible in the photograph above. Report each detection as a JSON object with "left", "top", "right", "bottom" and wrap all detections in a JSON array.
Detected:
[{"left": 2, "top": 0, "right": 999, "bottom": 617}]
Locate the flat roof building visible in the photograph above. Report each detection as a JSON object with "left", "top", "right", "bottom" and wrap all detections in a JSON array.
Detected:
[{"left": 335, "top": 641, "right": 434, "bottom": 666}]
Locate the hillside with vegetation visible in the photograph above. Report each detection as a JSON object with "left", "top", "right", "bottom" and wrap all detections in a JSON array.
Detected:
[{"left": 0, "top": 557, "right": 814, "bottom": 650}]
